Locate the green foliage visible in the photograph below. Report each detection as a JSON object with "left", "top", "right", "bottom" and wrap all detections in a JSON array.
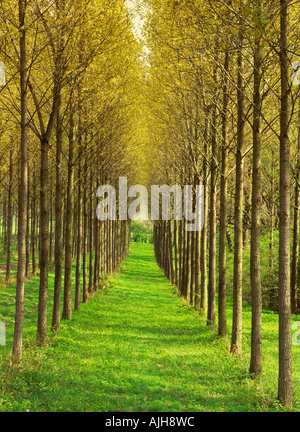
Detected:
[{"left": 130, "top": 221, "right": 153, "bottom": 243}]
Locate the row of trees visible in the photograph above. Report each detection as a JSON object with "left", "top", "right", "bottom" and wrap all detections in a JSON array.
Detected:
[
  {"left": 0, "top": 0, "right": 140, "bottom": 361},
  {"left": 146, "top": 0, "right": 299, "bottom": 408},
  {"left": 1, "top": 0, "right": 299, "bottom": 411}
]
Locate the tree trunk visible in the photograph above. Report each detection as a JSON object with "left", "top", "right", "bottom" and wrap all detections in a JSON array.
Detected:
[
  {"left": 200, "top": 113, "right": 209, "bottom": 315},
  {"left": 168, "top": 220, "right": 174, "bottom": 285},
  {"left": 88, "top": 171, "right": 94, "bottom": 295},
  {"left": 25, "top": 171, "right": 30, "bottom": 277},
  {"left": 291, "top": 101, "right": 300, "bottom": 314},
  {"left": 231, "top": 28, "right": 245, "bottom": 355},
  {"left": 62, "top": 111, "right": 74, "bottom": 320},
  {"left": 269, "top": 154, "right": 275, "bottom": 270},
  {"left": 12, "top": 0, "right": 28, "bottom": 360},
  {"left": 52, "top": 93, "right": 63, "bottom": 331},
  {"left": 178, "top": 219, "right": 183, "bottom": 294},
  {"left": 278, "top": 0, "right": 293, "bottom": 408},
  {"left": 49, "top": 184, "right": 53, "bottom": 262},
  {"left": 93, "top": 211, "right": 99, "bottom": 290},
  {"left": 185, "top": 230, "right": 191, "bottom": 301},
  {"left": 31, "top": 170, "right": 37, "bottom": 276},
  {"left": 37, "top": 137, "right": 50, "bottom": 345},
  {"left": 250, "top": 23, "right": 263, "bottom": 376},
  {"left": 207, "top": 104, "right": 217, "bottom": 327},
  {"left": 173, "top": 219, "right": 178, "bottom": 286},
  {"left": 82, "top": 155, "right": 88, "bottom": 304},
  {"left": 75, "top": 160, "right": 82, "bottom": 311},
  {"left": 190, "top": 177, "right": 197, "bottom": 306},
  {"left": 6, "top": 148, "right": 13, "bottom": 282},
  {"left": 194, "top": 220, "right": 201, "bottom": 308},
  {"left": 218, "top": 50, "right": 229, "bottom": 338}
]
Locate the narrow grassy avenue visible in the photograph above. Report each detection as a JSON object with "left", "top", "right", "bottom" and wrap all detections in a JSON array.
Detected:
[{"left": 1, "top": 242, "right": 299, "bottom": 412}]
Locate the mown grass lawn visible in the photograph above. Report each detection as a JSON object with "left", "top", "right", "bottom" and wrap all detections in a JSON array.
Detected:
[{"left": 0, "top": 242, "right": 299, "bottom": 412}]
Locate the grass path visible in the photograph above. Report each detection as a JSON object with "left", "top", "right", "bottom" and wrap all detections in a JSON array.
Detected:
[{"left": 1, "top": 242, "right": 299, "bottom": 412}]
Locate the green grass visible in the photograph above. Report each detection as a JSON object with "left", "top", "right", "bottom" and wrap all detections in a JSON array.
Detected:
[{"left": 0, "top": 242, "right": 299, "bottom": 412}]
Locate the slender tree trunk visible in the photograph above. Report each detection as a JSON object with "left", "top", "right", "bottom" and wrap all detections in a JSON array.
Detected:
[
  {"left": 62, "top": 110, "right": 74, "bottom": 320},
  {"left": 218, "top": 50, "right": 229, "bottom": 338},
  {"left": 52, "top": 92, "right": 63, "bottom": 331},
  {"left": 6, "top": 149, "right": 13, "bottom": 282},
  {"left": 278, "top": 0, "right": 293, "bottom": 408},
  {"left": 185, "top": 230, "right": 191, "bottom": 301},
  {"left": 168, "top": 220, "right": 174, "bottom": 285},
  {"left": 200, "top": 114, "right": 209, "bottom": 315},
  {"left": 12, "top": 0, "right": 28, "bottom": 360},
  {"left": 190, "top": 229, "right": 196, "bottom": 306},
  {"left": 49, "top": 184, "right": 53, "bottom": 262},
  {"left": 194, "top": 219, "right": 201, "bottom": 308},
  {"left": 207, "top": 104, "right": 217, "bottom": 328},
  {"left": 31, "top": 170, "right": 37, "bottom": 275},
  {"left": 109, "top": 218, "right": 113, "bottom": 274},
  {"left": 250, "top": 24, "right": 263, "bottom": 376},
  {"left": 291, "top": 102, "right": 300, "bottom": 314},
  {"left": 174, "top": 219, "right": 178, "bottom": 286},
  {"left": 37, "top": 137, "right": 50, "bottom": 345},
  {"left": 3, "top": 199, "right": 7, "bottom": 242},
  {"left": 1, "top": 201, "right": 4, "bottom": 240},
  {"left": 269, "top": 153, "right": 275, "bottom": 270},
  {"left": 25, "top": 171, "right": 30, "bottom": 277},
  {"left": 93, "top": 210, "right": 99, "bottom": 290},
  {"left": 88, "top": 171, "right": 94, "bottom": 295},
  {"left": 178, "top": 219, "right": 183, "bottom": 294},
  {"left": 75, "top": 160, "right": 82, "bottom": 311},
  {"left": 72, "top": 203, "right": 77, "bottom": 259},
  {"left": 190, "top": 177, "right": 197, "bottom": 306},
  {"left": 231, "top": 28, "right": 245, "bottom": 355},
  {"left": 82, "top": 155, "right": 88, "bottom": 304},
  {"left": 180, "top": 219, "right": 186, "bottom": 296}
]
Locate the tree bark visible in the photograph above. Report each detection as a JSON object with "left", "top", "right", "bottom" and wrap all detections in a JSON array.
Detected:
[
  {"left": 52, "top": 92, "right": 63, "bottom": 331},
  {"left": 231, "top": 28, "right": 245, "bottom": 355},
  {"left": 75, "top": 160, "right": 82, "bottom": 311},
  {"left": 62, "top": 110, "right": 75, "bottom": 319},
  {"left": 278, "top": 0, "right": 293, "bottom": 408},
  {"left": 6, "top": 148, "right": 14, "bottom": 282},
  {"left": 168, "top": 220, "right": 174, "bottom": 285},
  {"left": 88, "top": 170, "right": 94, "bottom": 295},
  {"left": 37, "top": 137, "right": 50, "bottom": 345},
  {"left": 250, "top": 22, "right": 263, "bottom": 376},
  {"left": 200, "top": 112, "right": 209, "bottom": 315},
  {"left": 207, "top": 104, "right": 217, "bottom": 327},
  {"left": 25, "top": 171, "right": 30, "bottom": 278},
  {"left": 291, "top": 101, "right": 300, "bottom": 314},
  {"left": 82, "top": 155, "right": 88, "bottom": 304},
  {"left": 31, "top": 170, "right": 37, "bottom": 275},
  {"left": 173, "top": 219, "right": 178, "bottom": 286},
  {"left": 218, "top": 50, "right": 229, "bottom": 338},
  {"left": 12, "top": 0, "right": 28, "bottom": 360}
]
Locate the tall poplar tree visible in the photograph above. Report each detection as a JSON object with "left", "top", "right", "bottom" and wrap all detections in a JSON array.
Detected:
[{"left": 278, "top": 0, "right": 293, "bottom": 409}]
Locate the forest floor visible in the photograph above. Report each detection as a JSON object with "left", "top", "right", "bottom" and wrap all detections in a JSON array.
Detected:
[{"left": 0, "top": 242, "right": 299, "bottom": 412}]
